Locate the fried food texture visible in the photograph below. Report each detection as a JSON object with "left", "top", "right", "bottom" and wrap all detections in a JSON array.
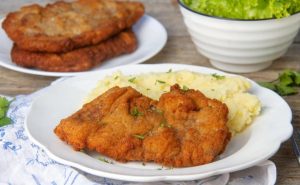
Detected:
[
  {"left": 54, "top": 84, "right": 230, "bottom": 167},
  {"left": 11, "top": 30, "right": 137, "bottom": 72},
  {"left": 2, "top": 0, "right": 144, "bottom": 53}
]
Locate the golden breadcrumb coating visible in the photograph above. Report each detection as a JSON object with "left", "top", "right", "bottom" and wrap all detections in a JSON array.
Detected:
[
  {"left": 3, "top": 0, "right": 144, "bottom": 52},
  {"left": 54, "top": 84, "right": 230, "bottom": 167},
  {"left": 11, "top": 30, "right": 137, "bottom": 72}
]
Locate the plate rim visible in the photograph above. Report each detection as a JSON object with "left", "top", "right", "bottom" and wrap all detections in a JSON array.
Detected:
[
  {"left": 0, "top": 15, "right": 167, "bottom": 77},
  {"left": 24, "top": 63, "right": 293, "bottom": 182}
]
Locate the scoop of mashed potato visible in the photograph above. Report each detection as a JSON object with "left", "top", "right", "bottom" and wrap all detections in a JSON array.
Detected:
[{"left": 86, "top": 70, "right": 261, "bottom": 134}]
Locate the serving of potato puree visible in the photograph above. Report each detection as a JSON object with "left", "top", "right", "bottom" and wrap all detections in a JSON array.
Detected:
[{"left": 86, "top": 70, "right": 261, "bottom": 134}]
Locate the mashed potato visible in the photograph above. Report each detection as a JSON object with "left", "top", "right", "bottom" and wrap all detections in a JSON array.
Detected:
[{"left": 86, "top": 70, "right": 261, "bottom": 134}]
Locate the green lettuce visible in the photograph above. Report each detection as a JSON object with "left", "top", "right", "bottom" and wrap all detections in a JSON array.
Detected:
[{"left": 181, "top": 0, "right": 300, "bottom": 20}]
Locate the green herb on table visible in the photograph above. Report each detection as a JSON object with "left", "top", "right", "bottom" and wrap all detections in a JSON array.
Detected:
[
  {"left": 258, "top": 82, "right": 276, "bottom": 91},
  {"left": 167, "top": 69, "right": 172, "bottom": 73},
  {"left": 258, "top": 69, "right": 300, "bottom": 96},
  {"left": 133, "top": 134, "right": 145, "bottom": 140},
  {"left": 212, "top": 73, "right": 225, "bottom": 80},
  {"left": 130, "top": 107, "right": 143, "bottom": 117},
  {"left": 0, "top": 97, "right": 12, "bottom": 127}
]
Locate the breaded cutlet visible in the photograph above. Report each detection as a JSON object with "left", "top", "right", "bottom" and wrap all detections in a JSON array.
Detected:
[
  {"left": 11, "top": 30, "right": 137, "bottom": 72},
  {"left": 54, "top": 84, "right": 230, "bottom": 167},
  {"left": 3, "top": 0, "right": 144, "bottom": 53}
]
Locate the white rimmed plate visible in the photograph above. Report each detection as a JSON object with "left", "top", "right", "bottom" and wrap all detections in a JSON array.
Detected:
[
  {"left": 0, "top": 15, "right": 167, "bottom": 77},
  {"left": 25, "top": 64, "right": 292, "bottom": 182}
]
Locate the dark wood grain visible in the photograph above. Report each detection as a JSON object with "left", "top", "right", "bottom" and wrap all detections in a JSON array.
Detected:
[{"left": 0, "top": 0, "right": 300, "bottom": 184}]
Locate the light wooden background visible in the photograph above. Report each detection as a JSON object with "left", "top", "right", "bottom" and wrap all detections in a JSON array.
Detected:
[{"left": 0, "top": 0, "right": 300, "bottom": 184}]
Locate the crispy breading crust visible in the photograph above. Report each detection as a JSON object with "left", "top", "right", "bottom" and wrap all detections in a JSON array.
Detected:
[
  {"left": 11, "top": 30, "right": 137, "bottom": 72},
  {"left": 2, "top": 0, "right": 144, "bottom": 53},
  {"left": 54, "top": 84, "right": 231, "bottom": 167}
]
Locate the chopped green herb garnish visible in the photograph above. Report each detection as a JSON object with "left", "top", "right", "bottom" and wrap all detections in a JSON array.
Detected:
[
  {"left": 130, "top": 107, "right": 143, "bottom": 117},
  {"left": 160, "top": 120, "right": 171, "bottom": 128},
  {"left": 114, "top": 76, "right": 119, "bottom": 80},
  {"left": 142, "top": 162, "right": 146, "bottom": 166},
  {"left": 128, "top": 77, "right": 136, "bottom": 83},
  {"left": 156, "top": 80, "right": 166, "bottom": 84},
  {"left": 258, "top": 69, "right": 300, "bottom": 96},
  {"left": 0, "top": 97, "right": 12, "bottom": 127},
  {"left": 212, "top": 73, "right": 225, "bottom": 80},
  {"left": 98, "top": 157, "right": 114, "bottom": 164},
  {"left": 98, "top": 157, "right": 109, "bottom": 163},
  {"left": 146, "top": 88, "right": 151, "bottom": 91},
  {"left": 133, "top": 134, "right": 145, "bottom": 140},
  {"left": 157, "top": 168, "right": 163, "bottom": 170},
  {"left": 167, "top": 69, "right": 172, "bottom": 73},
  {"left": 160, "top": 121, "right": 166, "bottom": 128},
  {"left": 182, "top": 85, "right": 189, "bottom": 91}
]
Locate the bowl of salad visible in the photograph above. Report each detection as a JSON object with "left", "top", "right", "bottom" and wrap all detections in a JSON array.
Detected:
[{"left": 178, "top": 0, "right": 300, "bottom": 73}]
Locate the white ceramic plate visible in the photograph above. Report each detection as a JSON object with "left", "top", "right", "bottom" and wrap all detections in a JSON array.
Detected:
[
  {"left": 25, "top": 64, "right": 292, "bottom": 182},
  {"left": 0, "top": 15, "right": 167, "bottom": 77}
]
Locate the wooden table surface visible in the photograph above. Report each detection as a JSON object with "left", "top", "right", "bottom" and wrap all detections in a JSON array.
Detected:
[{"left": 1, "top": 0, "right": 300, "bottom": 184}]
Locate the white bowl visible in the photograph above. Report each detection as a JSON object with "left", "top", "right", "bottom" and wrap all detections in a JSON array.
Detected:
[{"left": 178, "top": 1, "right": 300, "bottom": 73}]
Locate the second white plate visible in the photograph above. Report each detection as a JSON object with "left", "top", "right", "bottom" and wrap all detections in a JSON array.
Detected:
[{"left": 0, "top": 15, "right": 167, "bottom": 77}]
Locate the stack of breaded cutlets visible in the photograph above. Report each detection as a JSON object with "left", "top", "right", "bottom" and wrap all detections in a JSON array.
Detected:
[{"left": 2, "top": 0, "right": 144, "bottom": 72}]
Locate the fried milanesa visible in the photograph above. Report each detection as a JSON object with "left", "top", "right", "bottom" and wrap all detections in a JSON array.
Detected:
[
  {"left": 2, "top": 0, "right": 144, "bottom": 53},
  {"left": 11, "top": 30, "right": 137, "bottom": 72},
  {"left": 54, "top": 84, "right": 230, "bottom": 167}
]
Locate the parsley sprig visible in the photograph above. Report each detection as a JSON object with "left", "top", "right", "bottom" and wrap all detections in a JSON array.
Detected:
[
  {"left": 258, "top": 69, "right": 300, "bottom": 96},
  {"left": 0, "top": 97, "right": 12, "bottom": 127}
]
